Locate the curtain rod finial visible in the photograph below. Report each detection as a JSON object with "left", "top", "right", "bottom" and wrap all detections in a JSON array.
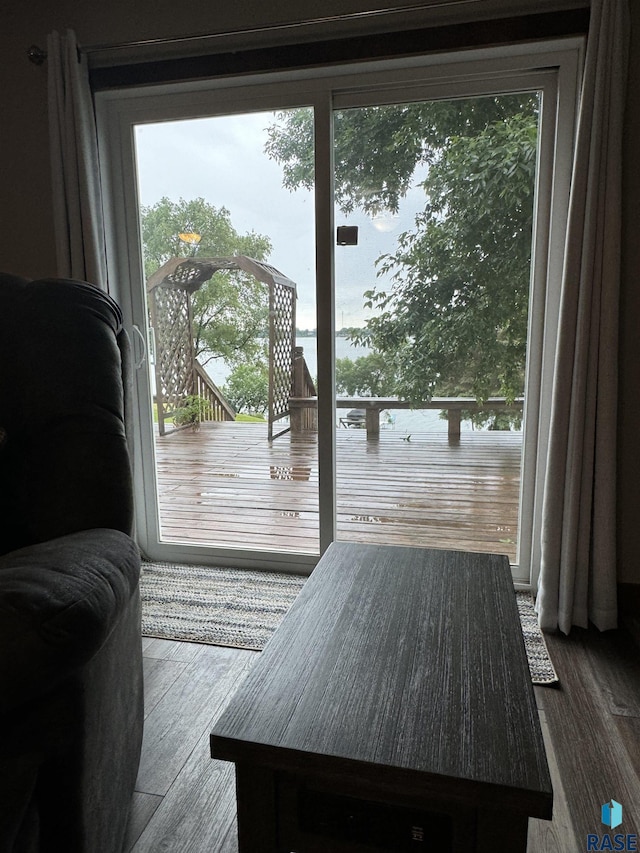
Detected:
[{"left": 27, "top": 44, "right": 47, "bottom": 65}]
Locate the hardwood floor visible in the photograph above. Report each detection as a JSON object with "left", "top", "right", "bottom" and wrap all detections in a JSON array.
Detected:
[{"left": 124, "top": 615, "right": 640, "bottom": 852}]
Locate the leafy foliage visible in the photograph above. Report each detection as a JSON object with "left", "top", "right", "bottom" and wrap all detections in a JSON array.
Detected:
[
  {"left": 141, "top": 197, "right": 272, "bottom": 369},
  {"left": 172, "top": 395, "right": 209, "bottom": 431},
  {"left": 335, "top": 353, "right": 398, "bottom": 397},
  {"left": 223, "top": 362, "right": 270, "bottom": 415},
  {"left": 267, "top": 94, "right": 539, "bottom": 415},
  {"left": 360, "top": 106, "right": 538, "bottom": 404}
]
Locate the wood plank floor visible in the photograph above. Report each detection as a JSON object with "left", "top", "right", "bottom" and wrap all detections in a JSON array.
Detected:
[
  {"left": 124, "top": 615, "right": 640, "bottom": 852},
  {"left": 155, "top": 422, "right": 522, "bottom": 561}
]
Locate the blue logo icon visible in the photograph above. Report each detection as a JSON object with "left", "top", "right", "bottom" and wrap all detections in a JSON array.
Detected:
[
  {"left": 602, "top": 800, "right": 623, "bottom": 830},
  {"left": 588, "top": 800, "right": 636, "bottom": 850}
]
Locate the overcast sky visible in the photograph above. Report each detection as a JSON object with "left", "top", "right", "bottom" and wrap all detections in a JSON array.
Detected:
[{"left": 134, "top": 110, "right": 423, "bottom": 329}]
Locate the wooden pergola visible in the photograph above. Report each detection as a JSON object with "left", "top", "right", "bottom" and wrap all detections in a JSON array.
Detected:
[{"left": 147, "top": 256, "right": 301, "bottom": 440}]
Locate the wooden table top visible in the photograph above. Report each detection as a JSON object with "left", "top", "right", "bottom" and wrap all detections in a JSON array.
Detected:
[{"left": 210, "top": 542, "right": 552, "bottom": 819}]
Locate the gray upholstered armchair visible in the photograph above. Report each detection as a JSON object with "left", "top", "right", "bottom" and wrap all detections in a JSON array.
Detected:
[{"left": 0, "top": 274, "right": 143, "bottom": 852}]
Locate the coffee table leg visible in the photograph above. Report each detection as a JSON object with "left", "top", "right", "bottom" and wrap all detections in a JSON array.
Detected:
[{"left": 235, "top": 764, "right": 279, "bottom": 853}]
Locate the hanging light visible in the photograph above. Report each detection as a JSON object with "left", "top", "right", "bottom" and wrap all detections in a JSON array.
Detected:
[{"left": 178, "top": 232, "right": 202, "bottom": 247}]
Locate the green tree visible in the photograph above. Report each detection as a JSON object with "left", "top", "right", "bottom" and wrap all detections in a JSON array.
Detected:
[
  {"left": 141, "top": 197, "right": 272, "bottom": 369},
  {"left": 266, "top": 95, "right": 538, "bottom": 414},
  {"left": 223, "top": 362, "right": 269, "bottom": 415},
  {"left": 335, "top": 353, "right": 398, "bottom": 397}
]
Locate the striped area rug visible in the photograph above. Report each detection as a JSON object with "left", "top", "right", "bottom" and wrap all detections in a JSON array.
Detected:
[
  {"left": 140, "top": 561, "right": 558, "bottom": 685},
  {"left": 516, "top": 591, "right": 559, "bottom": 685},
  {"left": 141, "top": 562, "right": 306, "bottom": 651}
]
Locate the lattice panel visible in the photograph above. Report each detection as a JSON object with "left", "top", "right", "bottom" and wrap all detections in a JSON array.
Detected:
[
  {"left": 164, "top": 260, "right": 229, "bottom": 292},
  {"left": 151, "top": 285, "right": 194, "bottom": 433},
  {"left": 268, "top": 279, "right": 296, "bottom": 440}
]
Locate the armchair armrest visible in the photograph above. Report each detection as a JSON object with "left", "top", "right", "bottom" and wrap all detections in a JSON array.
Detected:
[{"left": 0, "top": 529, "right": 140, "bottom": 715}]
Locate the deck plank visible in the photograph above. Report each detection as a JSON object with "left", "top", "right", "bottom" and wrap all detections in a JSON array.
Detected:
[{"left": 154, "top": 422, "right": 521, "bottom": 559}]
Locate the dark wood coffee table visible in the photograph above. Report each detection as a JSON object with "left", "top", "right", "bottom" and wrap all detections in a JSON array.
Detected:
[{"left": 210, "top": 543, "right": 552, "bottom": 852}]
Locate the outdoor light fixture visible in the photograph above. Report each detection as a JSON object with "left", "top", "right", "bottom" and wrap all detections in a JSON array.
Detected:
[
  {"left": 178, "top": 232, "right": 202, "bottom": 246},
  {"left": 179, "top": 232, "right": 202, "bottom": 256}
]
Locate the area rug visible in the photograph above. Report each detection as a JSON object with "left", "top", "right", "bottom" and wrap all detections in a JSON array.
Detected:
[
  {"left": 140, "top": 561, "right": 558, "bottom": 685},
  {"left": 516, "top": 591, "right": 559, "bottom": 685},
  {"left": 140, "top": 562, "right": 306, "bottom": 650}
]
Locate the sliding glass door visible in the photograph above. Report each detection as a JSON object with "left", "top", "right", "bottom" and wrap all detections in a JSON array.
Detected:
[
  {"left": 97, "top": 41, "right": 579, "bottom": 580},
  {"left": 132, "top": 106, "right": 320, "bottom": 560},
  {"left": 330, "top": 93, "right": 540, "bottom": 566}
]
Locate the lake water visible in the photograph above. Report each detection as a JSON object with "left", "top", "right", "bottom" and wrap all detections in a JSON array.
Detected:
[{"left": 203, "top": 336, "right": 460, "bottom": 433}]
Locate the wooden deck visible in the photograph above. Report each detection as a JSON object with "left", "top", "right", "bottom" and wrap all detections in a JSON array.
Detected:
[{"left": 154, "top": 421, "right": 522, "bottom": 561}]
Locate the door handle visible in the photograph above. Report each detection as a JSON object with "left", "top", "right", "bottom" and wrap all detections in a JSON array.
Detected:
[{"left": 132, "top": 324, "right": 147, "bottom": 369}]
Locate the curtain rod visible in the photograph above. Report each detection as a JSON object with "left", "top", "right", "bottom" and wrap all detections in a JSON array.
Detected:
[{"left": 27, "top": 0, "right": 488, "bottom": 64}]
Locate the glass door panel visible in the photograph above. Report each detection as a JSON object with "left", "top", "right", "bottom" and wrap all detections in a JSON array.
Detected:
[
  {"left": 333, "top": 94, "right": 541, "bottom": 566},
  {"left": 133, "top": 109, "right": 319, "bottom": 555}
]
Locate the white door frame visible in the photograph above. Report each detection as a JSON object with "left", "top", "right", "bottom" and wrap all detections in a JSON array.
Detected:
[{"left": 96, "top": 38, "right": 582, "bottom": 582}]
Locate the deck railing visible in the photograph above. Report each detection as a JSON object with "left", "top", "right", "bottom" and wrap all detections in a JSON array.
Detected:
[
  {"left": 290, "top": 346, "right": 317, "bottom": 433},
  {"left": 194, "top": 362, "right": 236, "bottom": 424},
  {"left": 156, "top": 362, "right": 235, "bottom": 435},
  {"left": 289, "top": 395, "right": 524, "bottom": 439}
]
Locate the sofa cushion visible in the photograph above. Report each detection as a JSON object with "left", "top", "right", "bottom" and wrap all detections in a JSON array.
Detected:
[
  {"left": 0, "top": 277, "right": 134, "bottom": 555},
  {"left": 0, "top": 528, "right": 140, "bottom": 715}
]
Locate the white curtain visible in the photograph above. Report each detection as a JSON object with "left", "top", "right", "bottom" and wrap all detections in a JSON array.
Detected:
[
  {"left": 47, "top": 29, "right": 108, "bottom": 289},
  {"left": 537, "top": 0, "right": 629, "bottom": 634}
]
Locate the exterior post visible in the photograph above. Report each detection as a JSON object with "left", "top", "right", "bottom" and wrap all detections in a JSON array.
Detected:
[
  {"left": 448, "top": 409, "right": 461, "bottom": 440},
  {"left": 290, "top": 346, "right": 305, "bottom": 435},
  {"left": 365, "top": 407, "right": 380, "bottom": 439}
]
